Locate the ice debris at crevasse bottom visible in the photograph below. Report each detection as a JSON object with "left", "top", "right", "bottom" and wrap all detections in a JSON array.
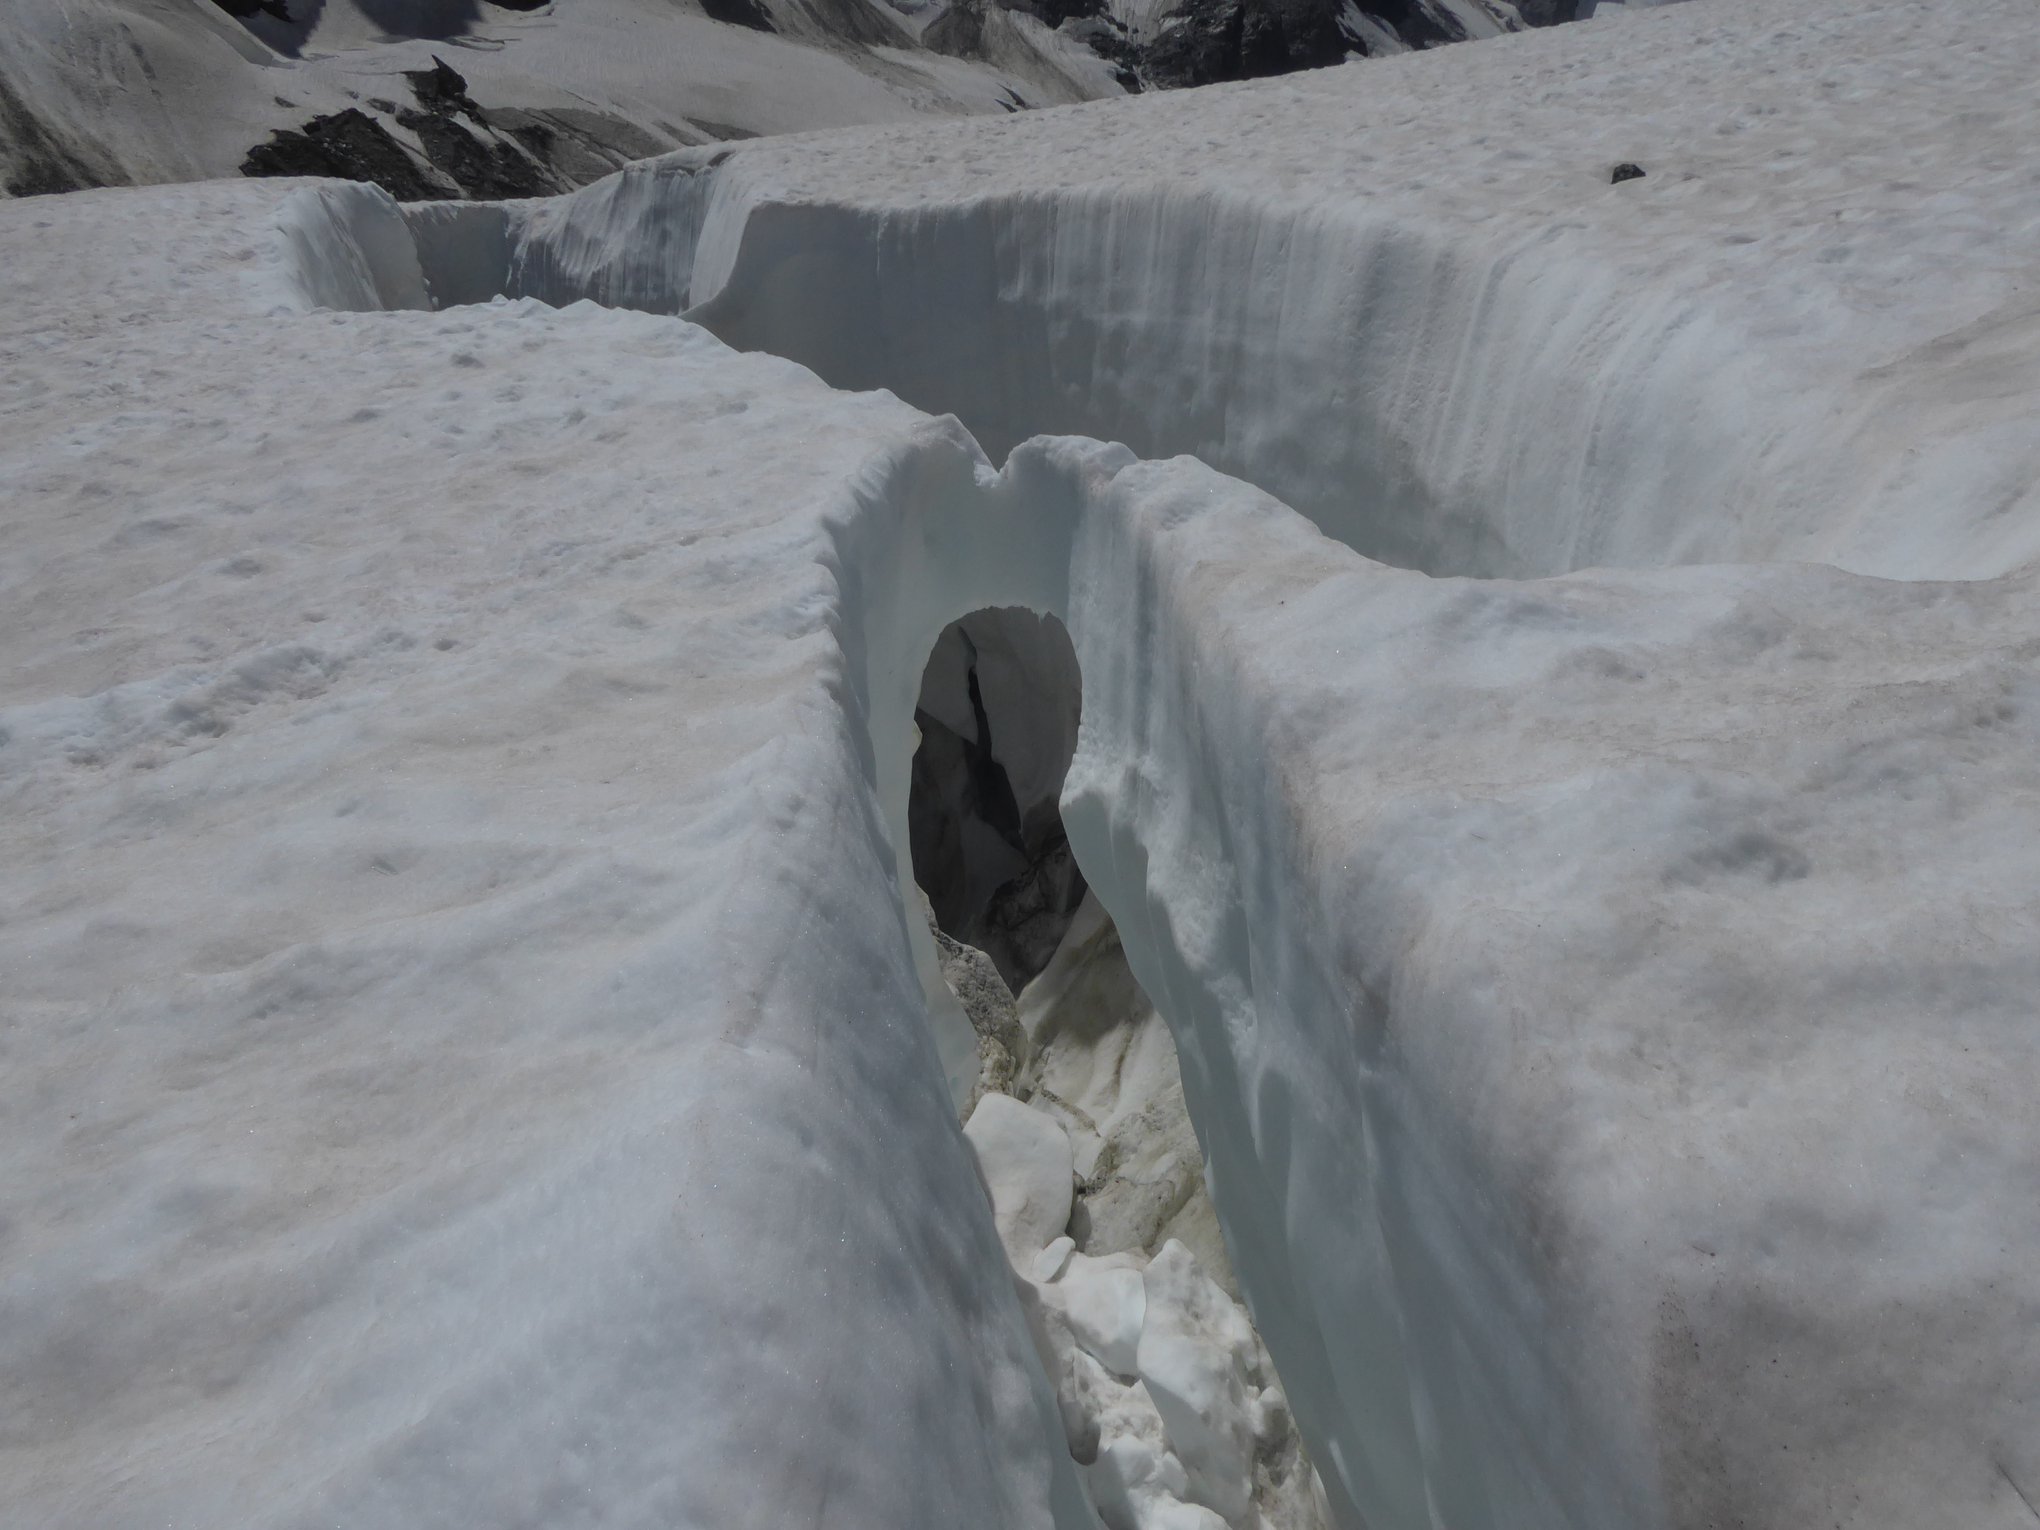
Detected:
[{"left": 958, "top": 905, "right": 1331, "bottom": 1530}]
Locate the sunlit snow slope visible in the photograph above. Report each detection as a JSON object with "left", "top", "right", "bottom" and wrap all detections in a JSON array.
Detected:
[{"left": 4, "top": 2, "right": 2040, "bottom": 1529}]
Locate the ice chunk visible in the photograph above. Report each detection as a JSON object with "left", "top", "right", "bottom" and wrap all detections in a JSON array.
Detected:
[
  {"left": 1086, "top": 1403, "right": 1230, "bottom": 1530},
  {"left": 1136, "top": 1242, "right": 1259, "bottom": 1522},
  {"left": 1034, "top": 1234, "right": 1078, "bottom": 1282},
  {"left": 1040, "top": 1250, "right": 1148, "bottom": 1380},
  {"left": 964, "top": 1091, "right": 1074, "bottom": 1260}
]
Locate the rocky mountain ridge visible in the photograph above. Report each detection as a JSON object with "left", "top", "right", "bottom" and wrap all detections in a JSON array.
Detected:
[{"left": 0, "top": 0, "right": 1627, "bottom": 203}]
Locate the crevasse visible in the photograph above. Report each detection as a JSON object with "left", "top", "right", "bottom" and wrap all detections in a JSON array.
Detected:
[
  {"left": 288, "top": 153, "right": 2036, "bottom": 585},
  {"left": 261, "top": 175, "right": 1781, "bottom": 1530},
  {"left": 824, "top": 426, "right": 1653, "bottom": 1528},
  {"left": 264, "top": 166, "right": 2013, "bottom": 1530}
]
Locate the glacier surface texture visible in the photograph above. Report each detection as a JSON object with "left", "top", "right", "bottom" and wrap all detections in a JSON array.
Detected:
[{"left": 2, "top": 1, "right": 2038, "bottom": 1528}]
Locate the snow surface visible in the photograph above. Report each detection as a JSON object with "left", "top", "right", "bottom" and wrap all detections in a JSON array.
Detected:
[{"left": 6, "top": 0, "right": 2040, "bottom": 1526}]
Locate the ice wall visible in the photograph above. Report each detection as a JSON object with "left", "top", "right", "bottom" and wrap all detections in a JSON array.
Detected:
[
  {"left": 357, "top": 141, "right": 2040, "bottom": 584},
  {"left": 393, "top": 165, "right": 1782, "bottom": 579},
  {"left": 273, "top": 182, "right": 433, "bottom": 314},
  {"left": 830, "top": 435, "right": 1535, "bottom": 1528}
]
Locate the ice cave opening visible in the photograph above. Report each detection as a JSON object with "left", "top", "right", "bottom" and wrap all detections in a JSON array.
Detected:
[{"left": 910, "top": 606, "right": 1334, "bottom": 1530}]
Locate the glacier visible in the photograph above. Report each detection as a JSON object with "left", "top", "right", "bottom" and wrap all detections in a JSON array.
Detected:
[{"left": 4, "top": 0, "right": 2040, "bottom": 1527}]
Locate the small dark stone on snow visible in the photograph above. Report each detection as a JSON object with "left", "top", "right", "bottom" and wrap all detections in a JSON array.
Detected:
[{"left": 1612, "top": 162, "right": 1647, "bottom": 184}]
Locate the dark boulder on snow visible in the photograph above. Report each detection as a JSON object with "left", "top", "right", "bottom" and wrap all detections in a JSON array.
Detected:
[
  {"left": 1611, "top": 160, "right": 1646, "bottom": 182},
  {"left": 243, "top": 57, "right": 568, "bottom": 203}
]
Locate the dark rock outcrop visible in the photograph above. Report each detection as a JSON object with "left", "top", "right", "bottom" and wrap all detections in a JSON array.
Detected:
[
  {"left": 403, "top": 57, "right": 485, "bottom": 120},
  {"left": 241, "top": 108, "right": 444, "bottom": 199},
  {"left": 242, "top": 58, "right": 579, "bottom": 202},
  {"left": 1128, "top": 0, "right": 1548, "bottom": 90},
  {"left": 1141, "top": 0, "right": 1347, "bottom": 88},
  {"left": 489, "top": 106, "right": 680, "bottom": 182},
  {"left": 701, "top": 0, "right": 777, "bottom": 30},
  {"left": 1000, "top": 0, "right": 1103, "bottom": 27},
  {"left": 354, "top": 0, "right": 486, "bottom": 39},
  {"left": 209, "top": 0, "right": 294, "bottom": 20}
]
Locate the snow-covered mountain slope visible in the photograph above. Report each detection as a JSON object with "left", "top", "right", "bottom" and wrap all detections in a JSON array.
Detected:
[
  {"left": 0, "top": 0, "right": 1597, "bottom": 203},
  {"left": 5, "top": 0, "right": 2040, "bottom": 1527},
  {"left": 0, "top": 0, "right": 1123, "bottom": 201}
]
